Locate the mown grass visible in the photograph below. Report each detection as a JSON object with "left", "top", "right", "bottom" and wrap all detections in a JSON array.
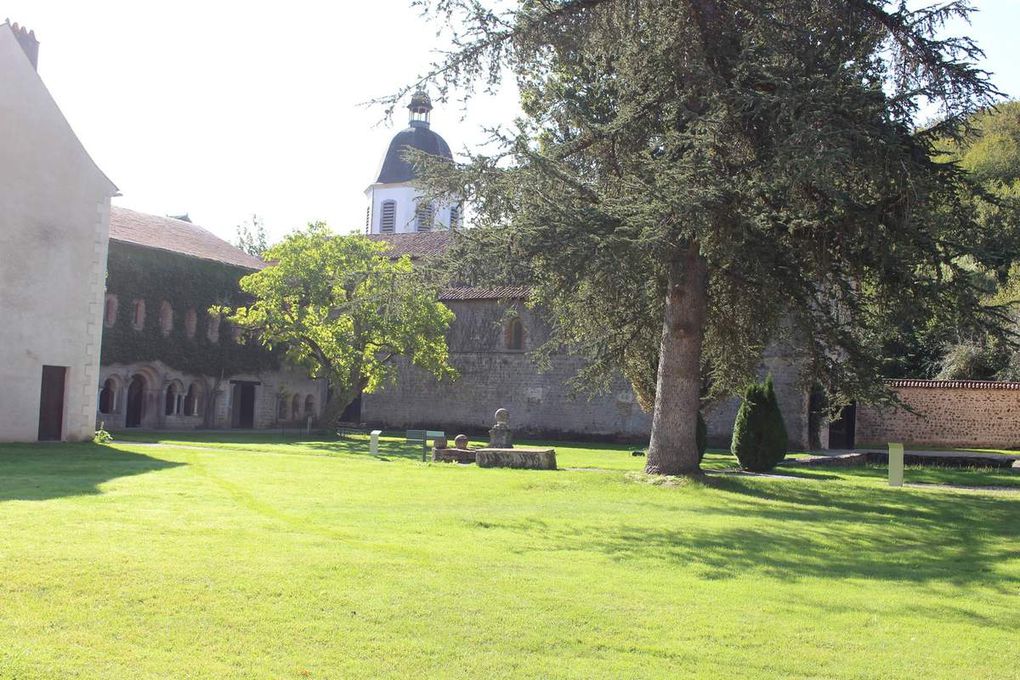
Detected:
[{"left": 0, "top": 434, "right": 1017, "bottom": 679}]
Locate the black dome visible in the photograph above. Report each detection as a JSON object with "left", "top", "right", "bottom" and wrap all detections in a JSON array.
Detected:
[{"left": 375, "top": 126, "right": 453, "bottom": 184}]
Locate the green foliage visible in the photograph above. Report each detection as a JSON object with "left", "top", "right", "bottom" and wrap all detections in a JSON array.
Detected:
[
  {"left": 731, "top": 376, "right": 788, "bottom": 472},
  {"left": 408, "top": 0, "right": 1003, "bottom": 466},
  {"left": 92, "top": 428, "right": 113, "bottom": 444},
  {"left": 235, "top": 214, "right": 270, "bottom": 258},
  {"left": 221, "top": 223, "right": 456, "bottom": 424},
  {"left": 101, "top": 242, "right": 279, "bottom": 376}
]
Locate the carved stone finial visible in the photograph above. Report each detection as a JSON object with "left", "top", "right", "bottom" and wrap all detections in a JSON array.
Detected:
[
  {"left": 455, "top": 434, "right": 469, "bottom": 450},
  {"left": 495, "top": 408, "right": 509, "bottom": 424},
  {"left": 489, "top": 408, "right": 513, "bottom": 448}
]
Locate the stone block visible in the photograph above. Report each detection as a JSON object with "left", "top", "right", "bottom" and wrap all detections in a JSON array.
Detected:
[
  {"left": 476, "top": 448, "right": 556, "bottom": 470},
  {"left": 432, "top": 448, "right": 477, "bottom": 464}
]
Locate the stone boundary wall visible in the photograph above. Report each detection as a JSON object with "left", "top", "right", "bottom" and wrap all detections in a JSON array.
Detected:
[{"left": 856, "top": 379, "right": 1020, "bottom": 449}]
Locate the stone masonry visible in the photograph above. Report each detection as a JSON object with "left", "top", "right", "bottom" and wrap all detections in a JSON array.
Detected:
[{"left": 856, "top": 379, "right": 1020, "bottom": 449}]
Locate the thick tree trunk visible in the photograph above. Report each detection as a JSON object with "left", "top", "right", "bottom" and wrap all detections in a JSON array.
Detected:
[{"left": 645, "top": 244, "right": 709, "bottom": 476}]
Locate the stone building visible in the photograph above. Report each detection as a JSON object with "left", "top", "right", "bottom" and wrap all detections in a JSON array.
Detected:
[
  {"left": 0, "top": 21, "right": 118, "bottom": 442},
  {"left": 358, "top": 233, "right": 814, "bottom": 446},
  {"left": 96, "top": 208, "right": 326, "bottom": 432},
  {"left": 364, "top": 91, "right": 461, "bottom": 235}
]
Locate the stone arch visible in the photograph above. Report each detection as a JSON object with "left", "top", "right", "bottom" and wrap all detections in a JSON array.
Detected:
[
  {"left": 304, "top": 394, "right": 315, "bottom": 416},
  {"left": 183, "top": 382, "right": 202, "bottom": 417},
  {"left": 159, "top": 301, "right": 174, "bottom": 336},
  {"left": 103, "top": 294, "right": 118, "bottom": 327},
  {"left": 506, "top": 317, "right": 525, "bottom": 351},
  {"left": 207, "top": 314, "right": 221, "bottom": 343},
  {"left": 291, "top": 394, "right": 301, "bottom": 420},
  {"left": 184, "top": 308, "right": 197, "bottom": 339},
  {"left": 132, "top": 299, "right": 146, "bottom": 331},
  {"left": 126, "top": 373, "right": 148, "bottom": 427},
  {"left": 98, "top": 375, "right": 123, "bottom": 415},
  {"left": 164, "top": 380, "right": 184, "bottom": 416}
]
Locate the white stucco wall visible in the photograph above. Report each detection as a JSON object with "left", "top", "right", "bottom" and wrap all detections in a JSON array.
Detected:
[
  {"left": 365, "top": 183, "right": 458, "bottom": 234},
  {"left": 0, "top": 25, "right": 117, "bottom": 442}
]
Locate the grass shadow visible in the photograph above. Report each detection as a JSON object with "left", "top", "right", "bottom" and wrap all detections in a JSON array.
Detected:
[{"left": 0, "top": 442, "right": 185, "bottom": 502}]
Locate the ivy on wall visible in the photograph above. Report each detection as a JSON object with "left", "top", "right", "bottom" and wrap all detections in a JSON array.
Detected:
[{"left": 100, "top": 242, "right": 280, "bottom": 377}]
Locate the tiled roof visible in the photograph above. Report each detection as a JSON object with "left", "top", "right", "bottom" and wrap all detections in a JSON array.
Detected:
[
  {"left": 439, "top": 285, "right": 529, "bottom": 301},
  {"left": 109, "top": 206, "right": 265, "bottom": 270},
  {"left": 367, "top": 230, "right": 453, "bottom": 259},
  {"left": 886, "top": 379, "right": 1020, "bottom": 391}
]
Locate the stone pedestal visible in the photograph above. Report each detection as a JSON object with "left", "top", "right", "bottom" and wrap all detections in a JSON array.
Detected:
[
  {"left": 432, "top": 447, "right": 477, "bottom": 464},
  {"left": 489, "top": 408, "right": 513, "bottom": 449}
]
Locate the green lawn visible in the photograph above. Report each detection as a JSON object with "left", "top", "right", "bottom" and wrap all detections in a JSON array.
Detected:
[{"left": 0, "top": 435, "right": 1017, "bottom": 679}]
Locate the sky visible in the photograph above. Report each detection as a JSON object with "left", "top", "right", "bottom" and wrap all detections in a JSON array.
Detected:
[{"left": 5, "top": 0, "right": 1020, "bottom": 245}]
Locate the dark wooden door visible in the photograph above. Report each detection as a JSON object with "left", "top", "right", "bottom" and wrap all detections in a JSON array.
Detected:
[
  {"left": 828, "top": 403, "right": 857, "bottom": 449},
  {"left": 237, "top": 384, "right": 255, "bottom": 429},
  {"left": 126, "top": 376, "right": 145, "bottom": 428},
  {"left": 37, "top": 365, "right": 67, "bottom": 441}
]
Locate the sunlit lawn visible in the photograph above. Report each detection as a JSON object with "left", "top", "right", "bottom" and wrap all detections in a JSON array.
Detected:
[{"left": 0, "top": 433, "right": 1017, "bottom": 678}]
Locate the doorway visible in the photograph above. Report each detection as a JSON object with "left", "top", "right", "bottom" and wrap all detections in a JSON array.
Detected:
[
  {"left": 37, "top": 365, "right": 67, "bottom": 441},
  {"left": 126, "top": 375, "right": 146, "bottom": 427},
  {"left": 232, "top": 382, "right": 256, "bottom": 429},
  {"left": 828, "top": 403, "right": 857, "bottom": 449}
]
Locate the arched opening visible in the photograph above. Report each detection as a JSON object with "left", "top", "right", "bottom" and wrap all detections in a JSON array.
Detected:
[
  {"left": 449, "top": 204, "right": 460, "bottom": 229},
  {"left": 126, "top": 375, "right": 146, "bottom": 427},
  {"left": 104, "top": 295, "right": 118, "bottom": 327},
  {"left": 159, "top": 301, "right": 174, "bottom": 336},
  {"left": 207, "top": 314, "right": 221, "bottom": 343},
  {"left": 291, "top": 394, "right": 301, "bottom": 420},
  {"left": 98, "top": 378, "right": 117, "bottom": 414},
  {"left": 183, "top": 383, "right": 200, "bottom": 416},
  {"left": 132, "top": 300, "right": 146, "bottom": 331},
  {"left": 278, "top": 394, "right": 289, "bottom": 420},
  {"left": 184, "top": 308, "right": 197, "bottom": 339},
  {"left": 304, "top": 395, "right": 315, "bottom": 417},
  {"left": 506, "top": 318, "right": 524, "bottom": 351},
  {"left": 380, "top": 200, "right": 397, "bottom": 233},
  {"left": 165, "top": 383, "right": 180, "bottom": 416}
]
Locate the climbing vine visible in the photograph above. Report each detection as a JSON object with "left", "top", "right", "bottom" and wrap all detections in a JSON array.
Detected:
[{"left": 100, "top": 242, "right": 280, "bottom": 376}]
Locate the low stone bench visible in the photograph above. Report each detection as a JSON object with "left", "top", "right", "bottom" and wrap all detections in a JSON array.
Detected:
[
  {"left": 432, "top": 448, "right": 477, "bottom": 464},
  {"left": 476, "top": 448, "right": 557, "bottom": 470}
]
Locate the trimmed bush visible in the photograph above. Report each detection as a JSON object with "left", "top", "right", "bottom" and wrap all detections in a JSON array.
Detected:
[{"left": 731, "top": 375, "right": 788, "bottom": 471}]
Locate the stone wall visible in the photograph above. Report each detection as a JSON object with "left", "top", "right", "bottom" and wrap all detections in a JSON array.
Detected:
[
  {"left": 98, "top": 360, "right": 326, "bottom": 432},
  {"left": 0, "top": 25, "right": 118, "bottom": 442},
  {"left": 856, "top": 380, "right": 1020, "bottom": 449},
  {"left": 362, "top": 299, "right": 812, "bottom": 446}
]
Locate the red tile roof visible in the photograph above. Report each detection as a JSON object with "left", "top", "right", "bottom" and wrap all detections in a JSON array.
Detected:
[
  {"left": 367, "top": 230, "right": 453, "bottom": 259},
  {"left": 439, "top": 285, "right": 529, "bottom": 301},
  {"left": 886, "top": 379, "right": 1020, "bottom": 391},
  {"left": 109, "top": 206, "right": 265, "bottom": 270}
]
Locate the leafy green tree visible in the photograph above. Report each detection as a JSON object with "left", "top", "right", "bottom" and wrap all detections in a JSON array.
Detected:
[
  {"left": 731, "top": 375, "right": 788, "bottom": 472},
  {"left": 398, "top": 0, "right": 1003, "bottom": 475},
  {"left": 235, "top": 214, "right": 270, "bottom": 258},
  {"left": 219, "top": 224, "right": 456, "bottom": 426}
]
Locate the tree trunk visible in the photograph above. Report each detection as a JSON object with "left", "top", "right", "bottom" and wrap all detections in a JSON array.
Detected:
[
  {"left": 318, "top": 390, "right": 353, "bottom": 431},
  {"left": 645, "top": 244, "right": 709, "bottom": 476}
]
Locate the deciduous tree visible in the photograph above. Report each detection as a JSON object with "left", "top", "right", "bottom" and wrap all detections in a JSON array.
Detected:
[{"left": 220, "top": 224, "right": 456, "bottom": 426}]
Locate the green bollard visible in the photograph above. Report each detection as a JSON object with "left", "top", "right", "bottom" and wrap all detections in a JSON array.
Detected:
[{"left": 888, "top": 442, "right": 904, "bottom": 487}]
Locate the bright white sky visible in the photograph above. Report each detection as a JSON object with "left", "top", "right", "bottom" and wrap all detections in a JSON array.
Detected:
[{"left": 6, "top": 0, "right": 1020, "bottom": 244}]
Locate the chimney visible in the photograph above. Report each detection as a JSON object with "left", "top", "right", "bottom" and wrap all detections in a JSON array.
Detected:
[{"left": 5, "top": 19, "right": 39, "bottom": 70}]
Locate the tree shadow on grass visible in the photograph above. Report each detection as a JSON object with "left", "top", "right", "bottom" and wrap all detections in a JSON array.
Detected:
[
  {"left": 0, "top": 442, "right": 185, "bottom": 502},
  {"left": 584, "top": 475, "right": 1020, "bottom": 587}
]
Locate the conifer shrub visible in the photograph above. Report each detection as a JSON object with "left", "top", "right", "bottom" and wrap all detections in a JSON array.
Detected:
[{"left": 730, "top": 375, "right": 788, "bottom": 471}]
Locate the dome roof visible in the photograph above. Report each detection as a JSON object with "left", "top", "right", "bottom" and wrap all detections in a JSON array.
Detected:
[{"left": 375, "top": 125, "right": 453, "bottom": 184}]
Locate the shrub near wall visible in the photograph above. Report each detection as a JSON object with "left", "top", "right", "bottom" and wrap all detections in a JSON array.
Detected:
[
  {"left": 731, "top": 375, "right": 788, "bottom": 471},
  {"left": 857, "top": 379, "right": 1020, "bottom": 449}
]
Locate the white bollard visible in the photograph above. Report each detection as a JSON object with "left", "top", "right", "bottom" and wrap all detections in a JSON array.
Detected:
[
  {"left": 888, "top": 442, "right": 904, "bottom": 487},
  {"left": 370, "top": 430, "right": 382, "bottom": 456}
]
